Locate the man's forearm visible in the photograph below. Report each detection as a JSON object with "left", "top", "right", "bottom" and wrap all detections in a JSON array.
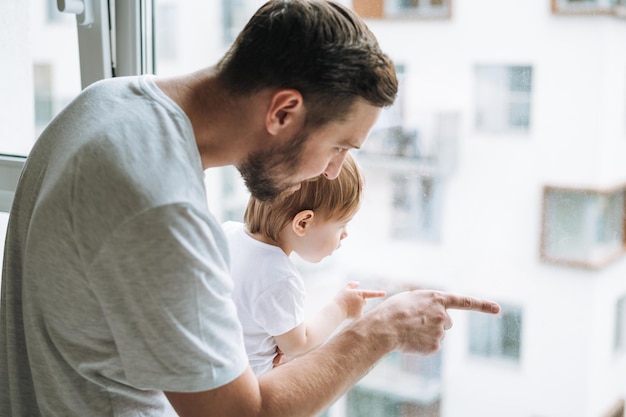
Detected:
[
  {"left": 258, "top": 310, "right": 392, "bottom": 417},
  {"left": 166, "top": 290, "right": 499, "bottom": 417}
]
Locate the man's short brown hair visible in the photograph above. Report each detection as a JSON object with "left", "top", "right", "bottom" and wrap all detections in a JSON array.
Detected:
[{"left": 216, "top": 0, "right": 398, "bottom": 128}]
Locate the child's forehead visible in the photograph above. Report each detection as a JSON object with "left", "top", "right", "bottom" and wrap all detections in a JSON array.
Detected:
[{"left": 323, "top": 211, "right": 356, "bottom": 224}]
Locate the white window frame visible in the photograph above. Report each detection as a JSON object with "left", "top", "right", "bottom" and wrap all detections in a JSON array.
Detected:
[
  {"left": 616, "top": 295, "right": 626, "bottom": 353},
  {"left": 0, "top": 0, "right": 152, "bottom": 213},
  {"left": 540, "top": 185, "right": 626, "bottom": 269},
  {"left": 0, "top": 156, "right": 25, "bottom": 213},
  {"left": 475, "top": 65, "right": 533, "bottom": 134},
  {"left": 552, "top": 0, "right": 625, "bottom": 15},
  {"left": 352, "top": 0, "right": 452, "bottom": 19},
  {"left": 468, "top": 303, "right": 523, "bottom": 363}
]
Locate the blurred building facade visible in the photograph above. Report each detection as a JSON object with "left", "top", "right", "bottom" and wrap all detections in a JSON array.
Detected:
[{"left": 5, "top": 1, "right": 626, "bottom": 417}]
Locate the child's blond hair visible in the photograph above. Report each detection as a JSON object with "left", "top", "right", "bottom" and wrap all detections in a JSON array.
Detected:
[{"left": 244, "top": 152, "right": 363, "bottom": 242}]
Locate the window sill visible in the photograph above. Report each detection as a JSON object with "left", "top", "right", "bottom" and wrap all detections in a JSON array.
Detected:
[{"left": 0, "top": 154, "right": 26, "bottom": 212}]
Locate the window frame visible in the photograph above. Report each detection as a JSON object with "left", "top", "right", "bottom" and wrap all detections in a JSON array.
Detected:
[
  {"left": 352, "top": 0, "right": 452, "bottom": 20},
  {"left": 1, "top": 0, "right": 153, "bottom": 213},
  {"left": 0, "top": 155, "right": 26, "bottom": 213},
  {"left": 468, "top": 303, "right": 524, "bottom": 363},
  {"left": 540, "top": 184, "right": 626, "bottom": 269},
  {"left": 551, "top": 0, "right": 626, "bottom": 16},
  {"left": 616, "top": 295, "right": 626, "bottom": 353},
  {"left": 474, "top": 64, "right": 534, "bottom": 134}
]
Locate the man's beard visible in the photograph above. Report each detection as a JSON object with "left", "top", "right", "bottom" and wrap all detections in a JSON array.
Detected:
[{"left": 237, "top": 129, "right": 309, "bottom": 202}]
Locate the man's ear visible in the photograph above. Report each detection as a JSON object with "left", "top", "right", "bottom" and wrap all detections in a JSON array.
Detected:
[
  {"left": 291, "top": 210, "right": 315, "bottom": 237},
  {"left": 266, "top": 89, "right": 304, "bottom": 135}
]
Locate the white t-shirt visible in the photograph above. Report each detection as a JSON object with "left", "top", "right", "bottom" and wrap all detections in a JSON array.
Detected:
[
  {"left": 223, "top": 221, "right": 306, "bottom": 376},
  {"left": 0, "top": 75, "right": 248, "bottom": 416}
]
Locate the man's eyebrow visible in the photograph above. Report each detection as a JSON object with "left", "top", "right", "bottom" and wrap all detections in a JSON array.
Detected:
[{"left": 343, "top": 140, "right": 360, "bottom": 150}]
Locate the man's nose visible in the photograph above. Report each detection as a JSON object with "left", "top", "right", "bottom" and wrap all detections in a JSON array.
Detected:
[{"left": 323, "top": 153, "right": 347, "bottom": 179}]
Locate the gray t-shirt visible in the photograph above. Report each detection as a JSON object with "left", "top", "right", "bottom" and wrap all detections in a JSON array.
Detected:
[{"left": 0, "top": 75, "right": 248, "bottom": 416}]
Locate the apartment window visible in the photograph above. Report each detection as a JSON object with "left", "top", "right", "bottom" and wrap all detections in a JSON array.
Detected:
[
  {"left": 154, "top": 2, "right": 180, "bottom": 62},
  {"left": 222, "top": 0, "right": 249, "bottom": 45},
  {"left": 220, "top": 166, "right": 248, "bottom": 222},
  {"left": 352, "top": 0, "right": 451, "bottom": 19},
  {"left": 391, "top": 174, "right": 442, "bottom": 242},
  {"left": 222, "top": 0, "right": 267, "bottom": 46},
  {"left": 33, "top": 64, "right": 54, "bottom": 132},
  {"left": 551, "top": 0, "right": 625, "bottom": 15},
  {"left": 1, "top": 0, "right": 80, "bottom": 215},
  {"left": 347, "top": 351, "right": 442, "bottom": 417},
  {"left": 616, "top": 295, "right": 626, "bottom": 353},
  {"left": 469, "top": 304, "right": 523, "bottom": 362},
  {"left": 347, "top": 387, "right": 440, "bottom": 417},
  {"left": 359, "top": 63, "right": 407, "bottom": 156},
  {"left": 541, "top": 186, "right": 626, "bottom": 269},
  {"left": 475, "top": 65, "right": 533, "bottom": 133}
]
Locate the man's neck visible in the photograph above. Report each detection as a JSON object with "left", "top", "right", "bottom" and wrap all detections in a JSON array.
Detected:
[{"left": 155, "top": 67, "right": 262, "bottom": 170}]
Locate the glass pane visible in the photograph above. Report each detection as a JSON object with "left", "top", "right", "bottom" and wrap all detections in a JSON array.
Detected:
[
  {"left": 152, "top": 2, "right": 626, "bottom": 416},
  {"left": 33, "top": 1, "right": 80, "bottom": 150},
  {"left": 509, "top": 66, "right": 532, "bottom": 93},
  {"left": 5, "top": 1, "right": 624, "bottom": 417},
  {"left": 1, "top": 1, "right": 81, "bottom": 266}
]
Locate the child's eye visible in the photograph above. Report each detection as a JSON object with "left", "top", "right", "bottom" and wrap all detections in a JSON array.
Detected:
[{"left": 337, "top": 147, "right": 348, "bottom": 153}]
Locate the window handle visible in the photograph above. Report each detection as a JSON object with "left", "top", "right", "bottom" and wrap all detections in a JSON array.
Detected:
[{"left": 57, "top": 0, "right": 94, "bottom": 27}]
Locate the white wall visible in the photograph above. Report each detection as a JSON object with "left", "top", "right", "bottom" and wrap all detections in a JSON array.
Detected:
[{"left": 337, "top": 1, "right": 626, "bottom": 416}]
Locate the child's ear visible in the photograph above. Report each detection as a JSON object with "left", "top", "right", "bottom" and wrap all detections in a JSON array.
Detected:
[{"left": 292, "top": 210, "right": 314, "bottom": 237}]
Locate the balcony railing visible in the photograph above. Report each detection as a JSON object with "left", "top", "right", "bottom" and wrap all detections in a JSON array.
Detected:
[{"left": 357, "top": 113, "right": 459, "bottom": 177}]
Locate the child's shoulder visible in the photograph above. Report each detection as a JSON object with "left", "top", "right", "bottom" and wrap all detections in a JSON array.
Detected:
[{"left": 222, "top": 220, "right": 244, "bottom": 232}]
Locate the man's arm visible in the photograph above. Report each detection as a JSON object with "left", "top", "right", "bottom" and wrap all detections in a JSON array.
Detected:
[{"left": 165, "top": 290, "right": 500, "bottom": 417}]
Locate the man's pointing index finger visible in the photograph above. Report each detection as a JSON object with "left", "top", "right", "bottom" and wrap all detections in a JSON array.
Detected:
[{"left": 441, "top": 293, "right": 501, "bottom": 314}]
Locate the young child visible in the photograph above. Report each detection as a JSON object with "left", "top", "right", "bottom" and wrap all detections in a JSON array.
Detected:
[{"left": 223, "top": 152, "right": 386, "bottom": 376}]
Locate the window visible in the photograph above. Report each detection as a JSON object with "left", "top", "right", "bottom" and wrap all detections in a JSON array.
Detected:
[
  {"left": 220, "top": 166, "right": 249, "bottom": 222},
  {"left": 33, "top": 64, "right": 54, "bottom": 133},
  {"left": 4, "top": 1, "right": 626, "bottom": 417},
  {"left": 391, "top": 174, "right": 443, "bottom": 241},
  {"left": 222, "top": 0, "right": 254, "bottom": 45},
  {"left": 356, "top": 63, "right": 454, "bottom": 243},
  {"left": 475, "top": 65, "right": 533, "bottom": 133},
  {"left": 616, "top": 295, "right": 626, "bottom": 353},
  {"left": 0, "top": 1, "right": 80, "bottom": 213},
  {"left": 352, "top": 0, "right": 451, "bottom": 19},
  {"left": 347, "top": 315, "right": 442, "bottom": 416},
  {"left": 154, "top": 1, "right": 180, "bottom": 63},
  {"left": 551, "top": 0, "right": 625, "bottom": 15},
  {"left": 469, "top": 304, "right": 523, "bottom": 362},
  {"left": 541, "top": 186, "right": 626, "bottom": 268}
]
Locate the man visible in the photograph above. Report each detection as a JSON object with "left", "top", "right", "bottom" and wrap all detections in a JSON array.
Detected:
[{"left": 0, "top": 1, "right": 500, "bottom": 416}]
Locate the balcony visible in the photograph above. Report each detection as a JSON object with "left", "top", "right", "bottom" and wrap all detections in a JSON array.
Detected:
[{"left": 357, "top": 113, "right": 459, "bottom": 178}]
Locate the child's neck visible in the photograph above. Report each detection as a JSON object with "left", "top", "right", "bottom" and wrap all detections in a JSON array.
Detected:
[{"left": 247, "top": 230, "right": 291, "bottom": 256}]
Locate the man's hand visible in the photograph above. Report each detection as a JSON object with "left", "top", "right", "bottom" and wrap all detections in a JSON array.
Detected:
[{"left": 372, "top": 290, "right": 500, "bottom": 354}]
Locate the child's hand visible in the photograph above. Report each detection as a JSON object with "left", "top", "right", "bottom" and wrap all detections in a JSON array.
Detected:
[
  {"left": 335, "top": 281, "right": 386, "bottom": 319},
  {"left": 272, "top": 347, "right": 294, "bottom": 368}
]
